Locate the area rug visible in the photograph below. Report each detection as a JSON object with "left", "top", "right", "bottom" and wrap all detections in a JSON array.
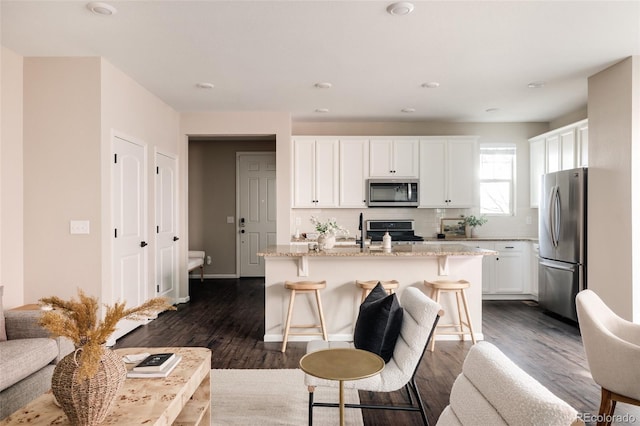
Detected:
[{"left": 211, "top": 368, "right": 363, "bottom": 425}]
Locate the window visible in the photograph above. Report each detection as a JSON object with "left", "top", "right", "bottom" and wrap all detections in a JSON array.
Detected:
[{"left": 479, "top": 145, "right": 516, "bottom": 215}]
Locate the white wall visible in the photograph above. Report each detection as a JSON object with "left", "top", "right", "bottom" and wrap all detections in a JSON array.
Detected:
[
  {"left": 292, "top": 121, "right": 548, "bottom": 239},
  {"left": 587, "top": 56, "right": 640, "bottom": 320},
  {"left": 21, "top": 57, "right": 181, "bottom": 307},
  {"left": 0, "top": 47, "right": 24, "bottom": 308},
  {"left": 100, "top": 59, "right": 181, "bottom": 305},
  {"left": 23, "top": 57, "right": 102, "bottom": 302}
]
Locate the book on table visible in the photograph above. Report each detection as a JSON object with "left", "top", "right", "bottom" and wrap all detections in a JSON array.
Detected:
[
  {"left": 127, "top": 355, "right": 182, "bottom": 378},
  {"left": 133, "top": 353, "right": 176, "bottom": 372}
]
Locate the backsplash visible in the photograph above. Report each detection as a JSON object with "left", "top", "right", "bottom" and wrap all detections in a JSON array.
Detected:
[{"left": 291, "top": 208, "right": 538, "bottom": 240}]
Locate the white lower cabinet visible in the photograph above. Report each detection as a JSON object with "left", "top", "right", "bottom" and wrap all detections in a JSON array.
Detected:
[{"left": 467, "top": 241, "right": 532, "bottom": 299}]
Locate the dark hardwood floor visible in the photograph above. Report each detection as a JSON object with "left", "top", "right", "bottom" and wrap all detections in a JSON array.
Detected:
[{"left": 115, "top": 278, "right": 640, "bottom": 425}]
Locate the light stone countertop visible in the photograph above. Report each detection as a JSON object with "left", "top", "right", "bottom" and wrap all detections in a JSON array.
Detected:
[{"left": 258, "top": 244, "right": 497, "bottom": 257}]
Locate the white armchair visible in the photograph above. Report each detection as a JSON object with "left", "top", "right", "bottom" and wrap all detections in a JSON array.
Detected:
[
  {"left": 304, "top": 287, "right": 443, "bottom": 425},
  {"left": 576, "top": 289, "right": 640, "bottom": 424}
]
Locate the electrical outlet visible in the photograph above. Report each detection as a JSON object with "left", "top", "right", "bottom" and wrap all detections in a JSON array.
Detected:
[
  {"left": 70, "top": 220, "right": 90, "bottom": 235},
  {"left": 525, "top": 216, "right": 532, "bottom": 225},
  {"left": 227, "top": 216, "right": 234, "bottom": 224},
  {"left": 206, "top": 256, "right": 212, "bottom": 265}
]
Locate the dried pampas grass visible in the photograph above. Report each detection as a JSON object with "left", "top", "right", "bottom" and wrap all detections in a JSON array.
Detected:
[{"left": 39, "top": 289, "right": 175, "bottom": 380}]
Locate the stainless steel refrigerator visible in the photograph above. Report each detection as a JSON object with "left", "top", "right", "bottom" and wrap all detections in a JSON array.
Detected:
[{"left": 538, "top": 168, "right": 587, "bottom": 321}]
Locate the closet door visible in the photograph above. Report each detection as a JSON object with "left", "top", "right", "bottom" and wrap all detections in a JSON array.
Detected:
[
  {"left": 112, "top": 135, "right": 147, "bottom": 308},
  {"left": 155, "top": 151, "right": 178, "bottom": 302}
]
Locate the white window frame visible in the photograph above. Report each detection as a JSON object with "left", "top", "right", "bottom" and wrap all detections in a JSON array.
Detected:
[{"left": 479, "top": 144, "right": 516, "bottom": 216}]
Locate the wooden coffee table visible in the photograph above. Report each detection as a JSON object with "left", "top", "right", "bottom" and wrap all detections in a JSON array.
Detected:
[
  {"left": 300, "top": 348, "right": 384, "bottom": 426},
  {"left": 1, "top": 347, "right": 211, "bottom": 425}
]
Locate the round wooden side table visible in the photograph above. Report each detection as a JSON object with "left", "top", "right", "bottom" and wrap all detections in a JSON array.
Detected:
[{"left": 299, "top": 348, "right": 384, "bottom": 426}]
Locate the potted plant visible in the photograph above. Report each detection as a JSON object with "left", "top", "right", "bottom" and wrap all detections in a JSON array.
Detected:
[
  {"left": 38, "top": 290, "right": 175, "bottom": 425},
  {"left": 310, "top": 216, "right": 348, "bottom": 249},
  {"left": 459, "top": 215, "right": 488, "bottom": 238}
]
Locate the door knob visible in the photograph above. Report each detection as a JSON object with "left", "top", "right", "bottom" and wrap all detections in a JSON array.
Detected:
[
  {"left": 140, "top": 241, "right": 148, "bottom": 247},
  {"left": 173, "top": 236, "right": 180, "bottom": 241}
]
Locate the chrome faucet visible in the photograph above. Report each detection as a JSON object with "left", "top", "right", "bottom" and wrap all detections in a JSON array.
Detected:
[{"left": 358, "top": 212, "right": 364, "bottom": 249}]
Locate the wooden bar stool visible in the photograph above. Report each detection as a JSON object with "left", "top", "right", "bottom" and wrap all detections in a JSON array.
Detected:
[
  {"left": 281, "top": 280, "right": 329, "bottom": 353},
  {"left": 355, "top": 280, "right": 399, "bottom": 303},
  {"left": 424, "top": 279, "right": 476, "bottom": 352}
]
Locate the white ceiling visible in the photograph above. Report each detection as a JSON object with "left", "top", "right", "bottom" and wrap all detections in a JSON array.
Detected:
[{"left": 2, "top": 1, "right": 639, "bottom": 123}]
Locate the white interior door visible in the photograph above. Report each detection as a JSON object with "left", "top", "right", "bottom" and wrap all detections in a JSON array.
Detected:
[
  {"left": 112, "top": 135, "right": 147, "bottom": 308},
  {"left": 155, "top": 152, "right": 178, "bottom": 302},
  {"left": 238, "top": 153, "right": 276, "bottom": 277}
]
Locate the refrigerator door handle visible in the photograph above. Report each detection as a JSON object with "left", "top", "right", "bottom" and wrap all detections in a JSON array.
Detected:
[
  {"left": 548, "top": 186, "right": 559, "bottom": 247},
  {"left": 553, "top": 185, "right": 561, "bottom": 247},
  {"left": 540, "top": 260, "right": 575, "bottom": 271}
]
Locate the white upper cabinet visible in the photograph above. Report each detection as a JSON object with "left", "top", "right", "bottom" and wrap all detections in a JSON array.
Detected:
[
  {"left": 577, "top": 121, "right": 589, "bottom": 167},
  {"left": 369, "top": 139, "right": 419, "bottom": 177},
  {"left": 419, "top": 137, "right": 477, "bottom": 208},
  {"left": 339, "top": 139, "right": 369, "bottom": 207},
  {"left": 529, "top": 119, "right": 588, "bottom": 208},
  {"left": 293, "top": 138, "right": 339, "bottom": 208}
]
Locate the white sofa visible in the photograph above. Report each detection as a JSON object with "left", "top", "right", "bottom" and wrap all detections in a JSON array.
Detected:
[
  {"left": 188, "top": 250, "right": 205, "bottom": 282},
  {"left": 437, "top": 341, "right": 583, "bottom": 426}
]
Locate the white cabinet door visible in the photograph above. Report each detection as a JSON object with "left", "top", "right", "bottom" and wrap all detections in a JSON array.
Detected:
[
  {"left": 313, "top": 139, "right": 339, "bottom": 207},
  {"left": 419, "top": 138, "right": 477, "bottom": 208},
  {"left": 369, "top": 139, "right": 418, "bottom": 177},
  {"left": 577, "top": 122, "right": 588, "bottom": 167},
  {"left": 293, "top": 138, "right": 338, "bottom": 207},
  {"left": 339, "top": 139, "right": 368, "bottom": 207},
  {"left": 546, "top": 134, "right": 561, "bottom": 173},
  {"left": 293, "top": 139, "right": 317, "bottom": 207},
  {"left": 560, "top": 129, "right": 576, "bottom": 170},
  {"left": 369, "top": 139, "right": 394, "bottom": 177},
  {"left": 447, "top": 138, "right": 477, "bottom": 207},
  {"left": 393, "top": 139, "right": 419, "bottom": 177},
  {"left": 494, "top": 242, "right": 526, "bottom": 294},
  {"left": 474, "top": 241, "right": 496, "bottom": 294},
  {"left": 530, "top": 137, "right": 545, "bottom": 208},
  {"left": 419, "top": 140, "right": 447, "bottom": 207}
]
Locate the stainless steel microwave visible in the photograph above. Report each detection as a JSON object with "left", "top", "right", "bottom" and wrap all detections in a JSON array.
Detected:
[{"left": 367, "top": 179, "right": 419, "bottom": 207}]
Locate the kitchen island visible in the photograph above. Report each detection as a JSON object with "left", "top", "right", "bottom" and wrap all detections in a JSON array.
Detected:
[{"left": 258, "top": 244, "right": 496, "bottom": 343}]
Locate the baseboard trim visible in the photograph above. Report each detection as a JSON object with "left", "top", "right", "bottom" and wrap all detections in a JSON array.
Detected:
[
  {"left": 190, "top": 273, "right": 239, "bottom": 279},
  {"left": 263, "top": 333, "right": 484, "bottom": 343},
  {"left": 176, "top": 295, "right": 190, "bottom": 304},
  {"left": 483, "top": 294, "right": 537, "bottom": 301}
]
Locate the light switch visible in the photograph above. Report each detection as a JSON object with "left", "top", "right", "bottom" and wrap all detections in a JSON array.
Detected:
[
  {"left": 70, "top": 220, "right": 90, "bottom": 235},
  {"left": 227, "top": 216, "right": 235, "bottom": 224}
]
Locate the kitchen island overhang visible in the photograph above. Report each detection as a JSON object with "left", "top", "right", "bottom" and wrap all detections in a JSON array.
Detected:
[{"left": 258, "top": 244, "right": 496, "bottom": 344}]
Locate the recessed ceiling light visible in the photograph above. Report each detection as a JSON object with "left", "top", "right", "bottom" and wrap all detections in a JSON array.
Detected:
[
  {"left": 421, "top": 82, "right": 440, "bottom": 89},
  {"left": 86, "top": 2, "right": 117, "bottom": 16},
  {"left": 401, "top": 108, "right": 416, "bottom": 113},
  {"left": 315, "top": 108, "right": 330, "bottom": 113},
  {"left": 196, "top": 82, "right": 215, "bottom": 89},
  {"left": 387, "top": 2, "right": 414, "bottom": 16},
  {"left": 314, "top": 82, "right": 332, "bottom": 89},
  {"left": 485, "top": 108, "right": 500, "bottom": 113},
  {"left": 527, "top": 81, "right": 546, "bottom": 89}
]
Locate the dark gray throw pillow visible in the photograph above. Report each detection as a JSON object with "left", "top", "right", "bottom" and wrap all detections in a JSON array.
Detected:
[{"left": 353, "top": 282, "right": 404, "bottom": 362}]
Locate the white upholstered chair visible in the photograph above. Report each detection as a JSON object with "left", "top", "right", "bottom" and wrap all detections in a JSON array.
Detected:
[
  {"left": 576, "top": 289, "right": 640, "bottom": 425},
  {"left": 304, "top": 286, "right": 443, "bottom": 425},
  {"left": 437, "top": 341, "right": 583, "bottom": 426}
]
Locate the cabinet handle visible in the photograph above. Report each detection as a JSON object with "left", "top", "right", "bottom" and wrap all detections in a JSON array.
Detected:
[{"left": 504, "top": 246, "right": 515, "bottom": 249}]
